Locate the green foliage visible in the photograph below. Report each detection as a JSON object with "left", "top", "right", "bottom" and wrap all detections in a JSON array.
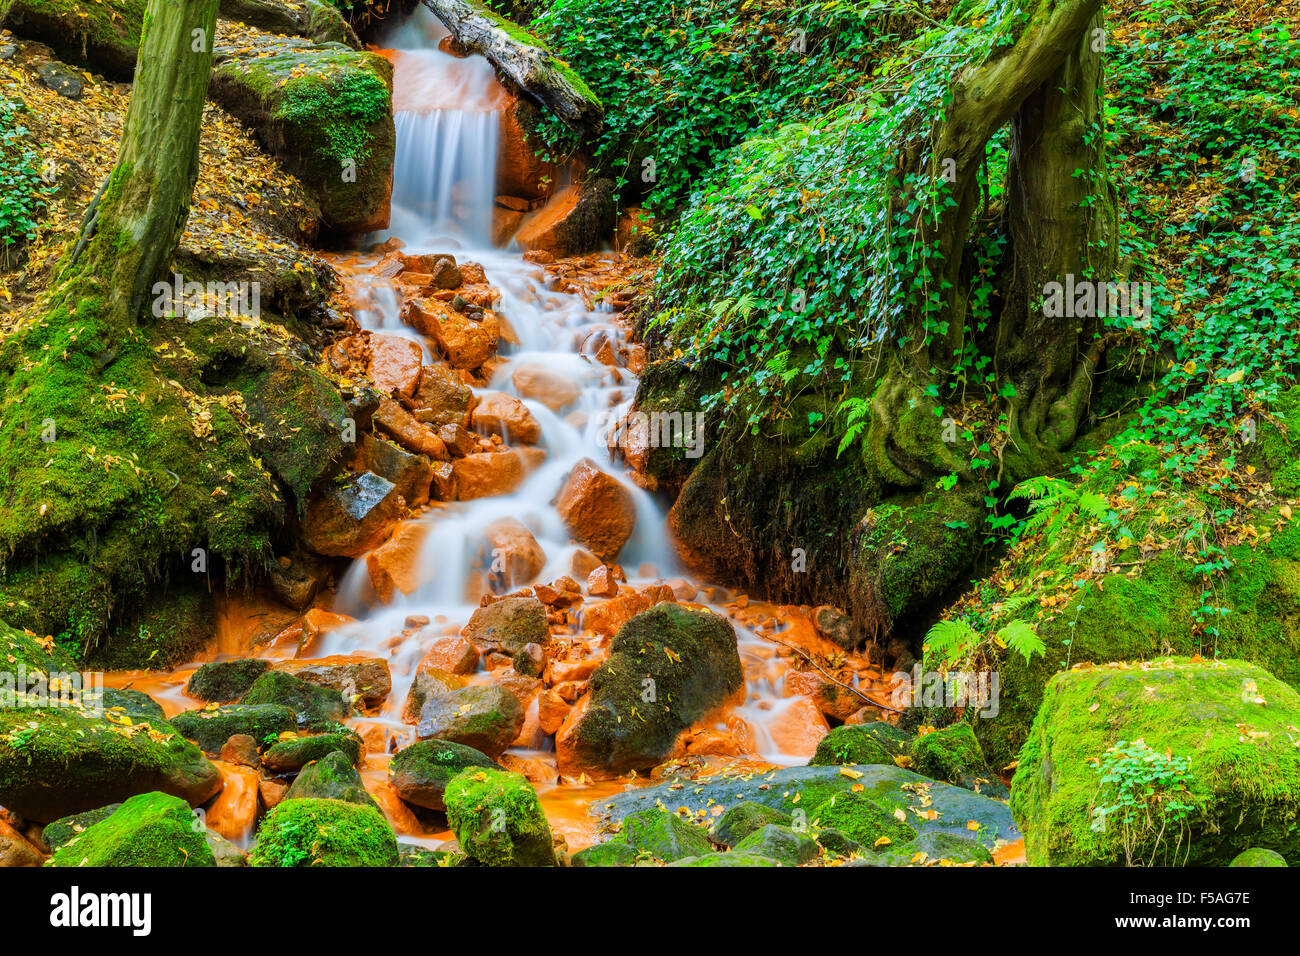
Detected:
[
  {"left": 0, "top": 96, "right": 51, "bottom": 255},
  {"left": 924, "top": 603, "right": 1043, "bottom": 671},
  {"left": 277, "top": 65, "right": 390, "bottom": 164},
  {"left": 1089, "top": 738, "right": 1195, "bottom": 867}
]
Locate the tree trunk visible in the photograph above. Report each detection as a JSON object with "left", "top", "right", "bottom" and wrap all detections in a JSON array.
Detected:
[
  {"left": 421, "top": 0, "right": 602, "bottom": 135},
  {"left": 60, "top": 0, "right": 221, "bottom": 327},
  {"left": 870, "top": 0, "right": 1115, "bottom": 482}
]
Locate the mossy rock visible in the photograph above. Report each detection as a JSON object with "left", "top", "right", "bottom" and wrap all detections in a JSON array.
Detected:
[
  {"left": 49, "top": 791, "right": 215, "bottom": 867},
  {"left": 241, "top": 669, "right": 347, "bottom": 726},
  {"left": 414, "top": 684, "right": 523, "bottom": 759},
  {"left": 209, "top": 35, "right": 395, "bottom": 232},
  {"left": 619, "top": 808, "right": 714, "bottom": 862},
  {"left": 283, "top": 750, "right": 379, "bottom": 811},
  {"left": 218, "top": 0, "right": 360, "bottom": 46},
  {"left": 185, "top": 658, "right": 271, "bottom": 702},
  {"left": 388, "top": 739, "right": 497, "bottom": 812},
  {"left": 570, "top": 840, "right": 641, "bottom": 867},
  {"left": 898, "top": 830, "right": 994, "bottom": 865},
  {"left": 81, "top": 586, "right": 216, "bottom": 671},
  {"left": 262, "top": 732, "right": 361, "bottom": 772},
  {"left": 1229, "top": 847, "right": 1287, "bottom": 867},
  {"left": 810, "top": 791, "right": 916, "bottom": 850},
  {"left": 810, "top": 725, "right": 900, "bottom": 768},
  {"left": 83, "top": 687, "right": 166, "bottom": 722},
  {"left": 42, "top": 803, "right": 122, "bottom": 852},
  {"left": 911, "top": 723, "right": 1002, "bottom": 795},
  {"left": 171, "top": 703, "right": 297, "bottom": 753},
  {"left": 710, "top": 801, "right": 792, "bottom": 848},
  {"left": 814, "top": 827, "right": 865, "bottom": 858},
  {"left": 559, "top": 603, "right": 743, "bottom": 776},
  {"left": 444, "top": 767, "right": 555, "bottom": 867},
  {"left": 0, "top": 620, "right": 76, "bottom": 680},
  {"left": 250, "top": 797, "right": 398, "bottom": 867},
  {"left": 0, "top": 0, "right": 143, "bottom": 79},
  {"left": 667, "top": 852, "right": 782, "bottom": 867},
  {"left": 734, "top": 823, "right": 820, "bottom": 865},
  {"left": 0, "top": 706, "right": 220, "bottom": 823},
  {"left": 399, "top": 844, "right": 464, "bottom": 867},
  {"left": 1011, "top": 658, "right": 1300, "bottom": 866}
]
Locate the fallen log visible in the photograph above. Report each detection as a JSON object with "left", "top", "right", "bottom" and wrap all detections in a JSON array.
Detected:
[{"left": 421, "top": 0, "right": 602, "bottom": 136}]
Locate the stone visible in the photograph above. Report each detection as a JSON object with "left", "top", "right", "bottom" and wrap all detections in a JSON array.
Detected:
[
  {"left": 300, "top": 471, "right": 406, "bottom": 558},
  {"left": 262, "top": 733, "right": 362, "bottom": 772},
  {"left": 484, "top": 518, "right": 546, "bottom": 587},
  {"left": 734, "top": 824, "right": 820, "bottom": 865},
  {"left": 512, "top": 362, "right": 582, "bottom": 412},
  {"left": 219, "top": 734, "right": 262, "bottom": 768},
  {"left": 241, "top": 670, "right": 347, "bottom": 726},
  {"left": 586, "top": 564, "right": 620, "bottom": 597},
  {"left": 249, "top": 798, "right": 398, "bottom": 867},
  {"left": 389, "top": 739, "right": 497, "bottom": 811},
  {"left": 366, "top": 521, "right": 431, "bottom": 602},
  {"left": 555, "top": 458, "right": 637, "bottom": 561},
  {"left": 619, "top": 808, "right": 713, "bottom": 862},
  {"left": 472, "top": 391, "right": 541, "bottom": 444},
  {"left": 283, "top": 752, "right": 379, "bottom": 811},
  {"left": 410, "top": 363, "right": 474, "bottom": 428},
  {"left": 359, "top": 433, "right": 433, "bottom": 508},
  {"left": 461, "top": 596, "right": 550, "bottom": 654},
  {"left": 374, "top": 397, "right": 449, "bottom": 459},
  {"left": 452, "top": 448, "right": 543, "bottom": 500},
  {"left": 444, "top": 768, "right": 555, "bottom": 866},
  {"left": 405, "top": 297, "right": 499, "bottom": 369},
  {"left": 711, "top": 802, "right": 792, "bottom": 848},
  {"left": 415, "top": 685, "right": 524, "bottom": 759},
  {"left": 47, "top": 792, "right": 215, "bottom": 867},
  {"left": 367, "top": 332, "right": 423, "bottom": 398},
  {"left": 171, "top": 704, "right": 297, "bottom": 754},
  {"left": 274, "top": 655, "right": 392, "bottom": 708},
  {"left": 418, "top": 637, "right": 480, "bottom": 676}
]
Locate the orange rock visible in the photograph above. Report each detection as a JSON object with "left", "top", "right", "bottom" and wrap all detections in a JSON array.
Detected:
[
  {"left": 374, "top": 397, "right": 449, "bottom": 460},
  {"left": 368, "top": 332, "right": 423, "bottom": 398},
  {"left": 586, "top": 564, "right": 619, "bottom": 598},
  {"left": 512, "top": 362, "right": 582, "bottom": 412},
  {"left": 680, "top": 727, "right": 747, "bottom": 758},
  {"left": 484, "top": 517, "right": 546, "bottom": 587},
  {"left": 452, "top": 448, "right": 544, "bottom": 500},
  {"left": 274, "top": 655, "right": 392, "bottom": 707},
  {"left": 365, "top": 522, "right": 431, "bottom": 603},
  {"left": 496, "top": 94, "right": 557, "bottom": 201},
  {"left": 579, "top": 584, "right": 674, "bottom": 637},
  {"left": 207, "top": 762, "right": 260, "bottom": 843},
  {"left": 411, "top": 363, "right": 475, "bottom": 428},
  {"left": 765, "top": 697, "right": 831, "bottom": 759},
  {"left": 460, "top": 261, "right": 488, "bottom": 285},
  {"left": 419, "top": 636, "right": 479, "bottom": 675},
  {"left": 405, "top": 297, "right": 499, "bottom": 369},
  {"left": 537, "top": 688, "right": 570, "bottom": 735},
  {"left": 439, "top": 422, "right": 478, "bottom": 457},
  {"left": 783, "top": 669, "right": 863, "bottom": 723},
  {"left": 258, "top": 778, "right": 287, "bottom": 812},
  {"left": 555, "top": 458, "right": 637, "bottom": 561},
  {"left": 492, "top": 205, "right": 526, "bottom": 246},
  {"left": 300, "top": 608, "right": 355, "bottom": 656},
  {"left": 569, "top": 548, "right": 601, "bottom": 580},
  {"left": 430, "top": 461, "right": 455, "bottom": 500},
  {"left": 499, "top": 752, "right": 560, "bottom": 785},
  {"left": 0, "top": 818, "right": 43, "bottom": 866},
  {"left": 548, "top": 657, "right": 600, "bottom": 684},
  {"left": 472, "top": 390, "right": 541, "bottom": 444},
  {"left": 552, "top": 679, "right": 586, "bottom": 704},
  {"left": 219, "top": 734, "right": 260, "bottom": 768}
]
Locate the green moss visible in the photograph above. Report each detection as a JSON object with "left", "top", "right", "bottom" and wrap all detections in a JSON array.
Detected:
[
  {"left": 810, "top": 791, "right": 916, "bottom": 850},
  {"left": 0, "top": 0, "right": 144, "bottom": 78},
  {"left": 618, "top": 808, "right": 714, "bottom": 862},
  {"left": 388, "top": 739, "right": 497, "bottom": 811},
  {"left": 82, "top": 586, "right": 214, "bottom": 671},
  {"left": 170, "top": 703, "right": 297, "bottom": 753},
  {"left": 710, "top": 801, "right": 791, "bottom": 847},
  {"left": 1229, "top": 848, "right": 1288, "bottom": 867},
  {"left": 666, "top": 851, "right": 781, "bottom": 867},
  {"left": 283, "top": 750, "right": 378, "bottom": 810},
  {"left": 910, "top": 723, "right": 994, "bottom": 790},
  {"left": 444, "top": 767, "right": 556, "bottom": 867},
  {"left": 810, "top": 725, "right": 899, "bottom": 768},
  {"left": 570, "top": 840, "right": 641, "bottom": 867},
  {"left": 185, "top": 658, "right": 271, "bottom": 702},
  {"left": 263, "top": 732, "right": 360, "bottom": 772},
  {"left": 48, "top": 791, "right": 214, "bottom": 867},
  {"left": 0, "top": 620, "right": 76, "bottom": 679},
  {"left": 43, "top": 803, "right": 122, "bottom": 851},
  {"left": 733, "top": 823, "right": 819, "bottom": 865},
  {"left": 250, "top": 797, "right": 398, "bottom": 867},
  {"left": 240, "top": 669, "right": 347, "bottom": 726},
  {"left": 897, "top": 830, "right": 993, "bottom": 864},
  {"left": 1011, "top": 658, "right": 1300, "bottom": 866}
]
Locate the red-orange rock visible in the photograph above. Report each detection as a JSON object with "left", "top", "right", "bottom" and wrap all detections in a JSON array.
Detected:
[
  {"left": 374, "top": 398, "right": 449, "bottom": 460},
  {"left": 366, "top": 522, "right": 431, "bottom": 603},
  {"left": 405, "top": 297, "right": 499, "bottom": 369},
  {"left": 554, "top": 458, "right": 636, "bottom": 562},
  {"left": 496, "top": 94, "right": 557, "bottom": 201},
  {"left": 586, "top": 564, "right": 619, "bottom": 598},
  {"left": 484, "top": 517, "right": 546, "bottom": 587},
  {"left": 368, "top": 332, "right": 423, "bottom": 398},
  {"left": 418, "top": 636, "right": 480, "bottom": 676},
  {"left": 300, "top": 472, "right": 406, "bottom": 558},
  {"left": 537, "top": 688, "right": 570, "bottom": 735},
  {"left": 783, "top": 669, "right": 863, "bottom": 723},
  {"left": 207, "top": 762, "right": 260, "bottom": 843},
  {"left": 579, "top": 584, "right": 674, "bottom": 637},
  {"left": 512, "top": 362, "right": 582, "bottom": 412},
  {"left": 766, "top": 697, "right": 831, "bottom": 759},
  {"left": 452, "top": 448, "right": 544, "bottom": 500},
  {"left": 411, "top": 364, "right": 475, "bottom": 428},
  {"left": 472, "top": 390, "right": 541, "bottom": 444}
]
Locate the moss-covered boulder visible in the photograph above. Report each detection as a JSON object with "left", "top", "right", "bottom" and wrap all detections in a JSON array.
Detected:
[
  {"left": 48, "top": 791, "right": 215, "bottom": 867},
  {"left": 171, "top": 703, "right": 297, "bottom": 753},
  {"left": 734, "top": 823, "right": 819, "bottom": 865},
  {"left": 1229, "top": 848, "right": 1287, "bottom": 867},
  {"left": 571, "top": 840, "right": 641, "bottom": 867},
  {"left": 444, "top": 767, "right": 555, "bottom": 867},
  {"left": 814, "top": 827, "right": 866, "bottom": 858},
  {"left": 185, "top": 658, "right": 272, "bottom": 702},
  {"left": 400, "top": 844, "right": 465, "bottom": 867},
  {"left": 911, "top": 723, "right": 1003, "bottom": 795},
  {"left": 0, "top": 707, "right": 221, "bottom": 823},
  {"left": 898, "top": 830, "right": 994, "bottom": 865},
  {"left": 810, "top": 724, "right": 905, "bottom": 767},
  {"left": 0, "top": 0, "right": 143, "bottom": 79},
  {"left": 810, "top": 791, "right": 916, "bottom": 850},
  {"left": 1011, "top": 658, "right": 1300, "bottom": 866},
  {"left": 209, "top": 35, "right": 394, "bottom": 233},
  {"left": 262, "top": 732, "right": 361, "bottom": 772},
  {"left": 42, "top": 803, "right": 122, "bottom": 852},
  {"left": 241, "top": 669, "right": 347, "bottom": 726},
  {"left": 83, "top": 688, "right": 166, "bottom": 722},
  {"left": 414, "top": 685, "right": 523, "bottom": 759},
  {"left": 556, "top": 603, "right": 743, "bottom": 777},
  {"left": 283, "top": 751, "right": 379, "bottom": 811},
  {"left": 250, "top": 797, "right": 398, "bottom": 867},
  {"left": 710, "top": 801, "right": 792, "bottom": 848},
  {"left": 219, "top": 0, "right": 360, "bottom": 46},
  {"left": 667, "top": 852, "right": 782, "bottom": 867},
  {"left": 0, "top": 620, "right": 76, "bottom": 680},
  {"left": 388, "top": 739, "right": 497, "bottom": 811},
  {"left": 619, "top": 807, "right": 714, "bottom": 862}
]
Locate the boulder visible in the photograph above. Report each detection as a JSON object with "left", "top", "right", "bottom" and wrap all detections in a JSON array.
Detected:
[
  {"left": 417, "top": 637, "right": 480, "bottom": 676},
  {"left": 710, "top": 802, "right": 792, "bottom": 848},
  {"left": 1011, "top": 658, "right": 1300, "bottom": 866},
  {"left": 514, "top": 179, "right": 617, "bottom": 258},
  {"left": 1230, "top": 848, "right": 1288, "bottom": 867},
  {"left": 0, "top": 0, "right": 142, "bottom": 80},
  {"left": 367, "top": 332, "right": 423, "bottom": 398},
  {"left": 219, "top": 0, "right": 361, "bottom": 46},
  {"left": 452, "top": 448, "right": 544, "bottom": 500},
  {"left": 897, "top": 830, "right": 993, "bottom": 864},
  {"left": 810, "top": 791, "right": 916, "bottom": 851},
  {"left": 43, "top": 804, "right": 122, "bottom": 852},
  {"left": 810, "top": 724, "right": 905, "bottom": 767},
  {"left": 405, "top": 298, "right": 499, "bottom": 369},
  {"left": 273, "top": 656, "right": 392, "bottom": 708},
  {"left": 472, "top": 391, "right": 541, "bottom": 444},
  {"left": 554, "top": 458, "right": 637, "bottom": 562},
  {"left": 0, "top": 818, "right": 42, "bottom": 866},
  {"left": 283, "top": 751, "right": 379, "bottom": 811},
  {"left": 267, "top": 549, "right": 332, "bottom": 610},
  {"left": 734, "top": 824, "right": 820, "bottom": 865},
  {"left": 241, "top": 670, "right": 348, "bottom": 726},
  {"left": 619, "top": 808, "right": 713, "bottom": 862},
  {"left": 366, "top": 521, "right": 431, "bottom": 603},
  {"left": 48, "top": 792, "right": 215, "bottom": 867},
  {"left": 415, "top": 684, "right": 524, "bottom": 758},
  {"left": 911, "top": 722, "right": 1004, "bottom": 796},
  {"left": 461, "top": 596, "right": 550, "bottom": 654},
  {"left": 484, "top": 518, "right": 546, "bottom": 588},
  {"left": 249, "top": 798, "right": 398, "bottom": 867},
  {"left": 389, "top": 739, "right": 498, "bottom": 811},
  {"left": 359, "top": 433, "right": 433, "bottom": 507},
  {"left": 667, "top": 852, "right": 781, "bottom": 868},
  {"left": 300, "top": 471, "right": 406, "bottom": 558},
  {"left": 0, "top": 707, "right": 222, "bottom": 822},
  {"left": 512, "top": 362, "right": 581, "bottom": 412},
  {"left": 410, "top": 363, "right": 475, "bottom": 428},
  {"left": 571, "top": 840, "right": 640, "bottom": 867},
  {"left": 556, "top": 604, "right": 742, "bottom": 777},
  {"left": 171, "top": 703, "right": 297, "bottom": 753},
  {"left": 444, "top": 767, "right": 555, "bottom": 866},
  {"left": 262, "top": 732, "right": 361, "bottom": 772},
  {"left": 209, "top": 36, "right": 395, "bottom": 232}
]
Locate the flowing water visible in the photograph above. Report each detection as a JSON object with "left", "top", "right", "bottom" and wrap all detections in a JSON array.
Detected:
[{"left": 108, "top": 6, "right": 897, "bottom": 852}]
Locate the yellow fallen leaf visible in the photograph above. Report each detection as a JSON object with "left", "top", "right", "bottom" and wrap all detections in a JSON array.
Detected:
[
  {"left": 839, "top": 767, "right": 863, "bottom": 780},
  {"left": 874, "top": 836, "right": 892, "bottom": 848},
  {"left": 893, "top": 808, "right": 907, "bottom": 823}
]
